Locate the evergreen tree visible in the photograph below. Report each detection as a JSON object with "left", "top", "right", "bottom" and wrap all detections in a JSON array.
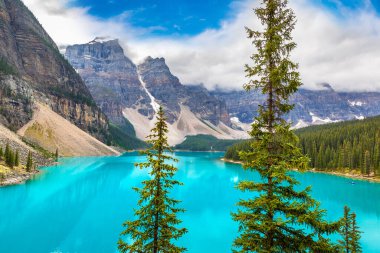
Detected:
[
  {"left": 26, "top": 151, "right": 33, "bottom": 172},
  {"left": 5, "top": 143, "right": 10, "bottom": 162},
  {"left": 350, "top": 213, "right": 362, "bottom": 253},
  {"left": 15, "top": 150, "right": 19, "bottom": 167},
  {"left": 118, "top": 106, "right": 187, "bottom": 253},
  {"left": 340, "top": 206, "right": 351, "bottom": 253},
  {"left": 55, "top": 148, "right": 59, "bottom": 162},
  {"left": 363, "top": 150, "right": 371, "bottom": 176},
  {"left": 232, "top": 0, "right": 340, "bottom": 251},
  {"left": 6, "top": 149, "right": 14, "bottom": 168},
  {"left": 0, "top": 146, "right": 3, "bottom": 158},
  {"left": 339, "top": 206, "right": 362, "bottom": 253}
]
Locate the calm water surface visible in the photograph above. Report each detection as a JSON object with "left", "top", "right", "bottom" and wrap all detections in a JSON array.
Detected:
[{"left": 0, "top": 152, "right": 379, "bottom": 253}]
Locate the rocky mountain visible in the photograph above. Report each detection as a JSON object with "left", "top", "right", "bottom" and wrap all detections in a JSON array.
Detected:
[
  {"left": 0, "top": 0, "right": 115, "bottom": 156},
  {"left": 138, "top": 57, "right": 231, "bottom": 126},
  {"left": 212, "top": 83, "right": 380, "bottom": 128},
  {"left": 65, "top": 39, "right": 245, "bottom": 145},
  {"left": 65, "top": 38, "right": 154, "bottom": 126}
]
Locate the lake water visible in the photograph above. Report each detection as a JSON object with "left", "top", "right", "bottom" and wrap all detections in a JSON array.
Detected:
[{"left": 0, "top": 152, "right": 379, "bottom": 253}]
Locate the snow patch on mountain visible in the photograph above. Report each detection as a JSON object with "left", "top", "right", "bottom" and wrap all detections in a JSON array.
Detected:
[
  {"left": 292, "top": 120, "right": 310, "bottom": 129},
  {"left": 89, "top": 36, "right": 116, "bottom": 44},
  {"left": 309, "top": 112, "right": 340, "bottom": 125},
  {"left": 230, "top": 117, "right": 251, "bottom": 132},
  {"left": 137, "top": 71, "right": 160, "bottom": 113},
  {"left": 348, "top": 100, "right": 365, "bottom": 107}
]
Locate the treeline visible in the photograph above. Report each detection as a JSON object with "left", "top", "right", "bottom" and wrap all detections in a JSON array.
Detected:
[
  {"left": 297, "top": 116, "right": 380, "bottom": 174},
  {"left": 0, "top": 143, "right": 34, "bottom": 171},
  {"left": 225, "top": 116, "right": 380, "bottom": 175},
  {"left": 175, "top": 135, "right": 240, "bottom": 151}
]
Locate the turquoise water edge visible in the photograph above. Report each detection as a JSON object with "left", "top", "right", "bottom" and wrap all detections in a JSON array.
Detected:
[{"left": 0, "top": 152, "right": 379, "bottom": 253}]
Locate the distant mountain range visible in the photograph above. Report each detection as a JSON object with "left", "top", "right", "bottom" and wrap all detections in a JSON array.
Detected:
[
  {"left": 1, "top": 0, "right": 380, "bottom": 154},
  {"left": 65, "top": 38, "right": 380, "bottom": 145},
  {"left": 212, "top": 84, "right": 380, "bottom": 129}
]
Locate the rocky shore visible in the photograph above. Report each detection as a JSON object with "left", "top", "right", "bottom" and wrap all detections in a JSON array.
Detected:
[{"left": 0, "top": 169, "right": 40, "bottom": 186}]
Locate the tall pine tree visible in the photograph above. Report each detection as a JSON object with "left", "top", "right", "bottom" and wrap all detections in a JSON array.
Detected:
[
  {"left": 26, "top": 151, "right": 33, "bottom": 172},
  {"left": 232, "top": 0, "right": 340, "bottom": 252},
  {"left": 118, "top": 106, "right": 187, "bottom": 253},
  {"left": 349, "top": 213, "right": 362, "bottom": 253},
  {"left": 15, "top": 150, "right": 19, "bottom": 167},
  {"left": 339, "top": 206, "right": 362, "bottom": 253}
]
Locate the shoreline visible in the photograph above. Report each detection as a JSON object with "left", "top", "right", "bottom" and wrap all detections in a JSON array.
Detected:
[
  {"left": 221, "top": 158, "right": 380, "bottom": 183},
  {"left": 0, "top": 169, "right": 41, "bottom": 187}
]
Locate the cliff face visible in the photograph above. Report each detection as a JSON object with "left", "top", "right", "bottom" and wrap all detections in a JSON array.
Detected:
[
  {"left": 0, "top": 0, "right": 109, "bottom": 142},
  {"left": 65, "top": 38, "right": 154, "bottom": 127},
  {"left": 138, "top": 57, "right": 231, "bottom": 126}
]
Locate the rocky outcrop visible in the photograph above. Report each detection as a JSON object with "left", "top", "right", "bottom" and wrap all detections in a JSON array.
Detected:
[
  {"left": 138, "top": 57, "right": 231, "bottom": 126},
  {"left": 0, "top": 0, "right": 109, "bottom": 142}
]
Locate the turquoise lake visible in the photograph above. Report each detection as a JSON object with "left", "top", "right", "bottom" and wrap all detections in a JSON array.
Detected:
[{"left": 0, "top": 152, "right": 380, "bottom": 252}]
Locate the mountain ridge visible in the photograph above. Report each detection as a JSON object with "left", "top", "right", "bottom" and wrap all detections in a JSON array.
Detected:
[{"left": 65, "top": 39, "right": 244, "bottom": 145}]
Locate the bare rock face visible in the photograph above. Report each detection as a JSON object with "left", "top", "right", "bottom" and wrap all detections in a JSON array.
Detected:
[
  {"left": 138, "top": 56, "right": 231, "bottom": 126},
  {"left": 65, "top": 39, "right": 154, "bottom": 127},
  {"left": 0, "top": 0, "right": 109, "bottom": 142}
]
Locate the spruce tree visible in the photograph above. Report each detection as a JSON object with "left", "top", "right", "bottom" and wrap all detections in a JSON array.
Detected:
[
  {"left": 5, "top": 143, "right": 10, "bottom": 162},
  {"left": 118, "top": 106, "right": 187, "bottom": 253},
  {"left": 339, "top": 206, "right": 362, "bottom": 253},
  {"left": 232, "top": 0, "right": 340, "bottom": 252},
  {"left": 349, "top": 213, "right": 362, "bottom": 253},
  {"left": 55, "top": 148, "right": 59, "bottom": 162},
  {"left": 6, "top": 149, "right": 14, "bottom": 168},
  {"left": 26, "top": 151, "right": 33, "bottom": 172},
  {"left": 0, "top": 147, "right": 3, "bottom": 158},
  {"left": 340, "top": 206, "right": 351, "bottom": 253},
  {"left": 15, "top": 150, "right": 19, "bottom": 167}
]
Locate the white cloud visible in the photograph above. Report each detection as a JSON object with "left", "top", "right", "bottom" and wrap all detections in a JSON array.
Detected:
[{"left": 23, "top": 0, "right": 380, "bottom": 92}]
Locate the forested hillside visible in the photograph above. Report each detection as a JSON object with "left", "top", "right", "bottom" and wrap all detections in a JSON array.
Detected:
[
  {"left": 225, "top": 116, "right": 380, "bottom": 175},
  {"left": 174, "top": 135, "right": 240, "bottom": 151}
]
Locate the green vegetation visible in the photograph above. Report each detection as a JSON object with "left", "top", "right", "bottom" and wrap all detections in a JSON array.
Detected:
[
  {"left": 224, "top": 140, "right": 251, "bottom": 161},
  {"left": 5, "top": 143, "right": 16, "bottom": 168},
  {"left": 0, "top": 57, "right": 17, "bottom": 75},
  {"left": 232, "top": 0, "right": 341, "bottom": 251},
  {"left": 174, "top": 135, "right": 240, "bottom": 151},
  {"left": 109, "top": 122, "right": 148, "bottom": 150},
  {"left": 26, "top": 151, "right": 33, "bottom": 172},
  {"left": 339, "top": 206, "right": 362, "bottom": 253},
  {"left": 2, "top": 143, "right": 21, "bottom": 169},
  {"left": 55, "top": 148, "right": 59, "bottom": 162},
  {"left": 297, "top": 116, "right": 380, "bottom": 175},
  {"left": 226, "top": 116, "right": 380, "bottom": 177},
  {"left": 118, "top": 107, "right": 187, "bottom": 252}
]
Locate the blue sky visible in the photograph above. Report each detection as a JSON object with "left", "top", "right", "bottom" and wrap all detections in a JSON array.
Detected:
[
  {"left": 23, "top": 0, "right": 380, "bottom": 91},
  {"left": 70, "top": 0, "right": 240, "bottom": 36},
  {"left": 70, "top": 0, "right": 380, "bottom": 36}
]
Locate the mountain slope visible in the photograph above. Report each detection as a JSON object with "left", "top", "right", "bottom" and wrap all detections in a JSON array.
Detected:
[
  {"left": 0, "top": 0, "right": 109, "bottom": 142},
  {"left": 18, "top": 103, "right": 119, "bottom": 156}
]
